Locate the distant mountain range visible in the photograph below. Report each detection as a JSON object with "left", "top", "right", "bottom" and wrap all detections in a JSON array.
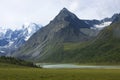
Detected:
[
  {"left": 11, "top": 8, "right": 120, "bottom": 63},
  {"left": 0, "top": 23, "right": 41, "bottom": 56}
]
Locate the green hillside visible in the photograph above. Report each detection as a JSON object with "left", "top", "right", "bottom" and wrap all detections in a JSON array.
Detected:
[
  {"left": 39, "top": 21, "right": 120, "bottom": 64},
  {"left": 63, "top": 21, "right": 120, "bottom": 64}
]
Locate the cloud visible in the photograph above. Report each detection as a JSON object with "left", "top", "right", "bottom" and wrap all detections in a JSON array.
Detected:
[
  {"left": 0, "top": 0, "right": 120, "bottom": 29},
  {"left": 72, "top": 0, "right": 120, "bottom": 20},
  {"left": 69, "top": 0, "right": 79, "bottom": 12}
]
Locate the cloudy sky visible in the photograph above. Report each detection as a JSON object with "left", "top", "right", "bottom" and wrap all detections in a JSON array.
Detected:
[{"left": 0, "top": 0, "right": 120, "bottom": 29}]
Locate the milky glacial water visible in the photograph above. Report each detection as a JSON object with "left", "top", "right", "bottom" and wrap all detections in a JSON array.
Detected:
[{"left": 36, "top": 63, "right": 120, "bottom": 69}]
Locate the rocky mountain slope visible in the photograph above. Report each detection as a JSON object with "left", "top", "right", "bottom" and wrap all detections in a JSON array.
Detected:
[{"left": 12, "top": 8, "right": 118, "bottom": 62}]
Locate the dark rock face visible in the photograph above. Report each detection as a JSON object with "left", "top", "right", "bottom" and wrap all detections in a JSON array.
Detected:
[
  {"left": 0, "top": 39, "right": 9, "bottom": 46},
  {"left": 112, "top": 14, "right": 120, "bottom": 23}
]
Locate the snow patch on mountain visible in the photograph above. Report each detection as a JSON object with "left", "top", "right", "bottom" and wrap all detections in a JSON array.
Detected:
[
  {"left": 94, "top": 21, "right": 112, "bottom": 29},
  {"left": 0, "top": 27, "right": 7, "bottom": 38},
  {"left": 23, "top": 23, "right": 41, "bottom": 41},
  {"left": 0, "top": 27, "right": 7, "bottom": 33}
]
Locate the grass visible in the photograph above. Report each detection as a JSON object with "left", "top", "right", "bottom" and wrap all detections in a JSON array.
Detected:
[
  {"left": 0, "top": 67, "right": 120, "bottom": 80},
  {"left": 64, "top": 42, "right": 90, "bottom": 51},
  {"left": 0, "top": 60, "right": 120, "bottom": 80}
]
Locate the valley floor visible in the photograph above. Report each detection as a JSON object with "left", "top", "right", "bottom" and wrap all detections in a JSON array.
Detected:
[{"left": 0, "top": 68, "right": 120, "bottom": 80}]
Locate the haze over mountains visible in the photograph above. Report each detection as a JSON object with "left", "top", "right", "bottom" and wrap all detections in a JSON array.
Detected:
[{"left": 5, "top": 8, "right": 119, "bottom": 63}]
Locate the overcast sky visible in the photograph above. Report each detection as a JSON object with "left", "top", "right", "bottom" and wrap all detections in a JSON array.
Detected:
[{"left": 0, "top": 0, "right": 120, "bottom": 29}]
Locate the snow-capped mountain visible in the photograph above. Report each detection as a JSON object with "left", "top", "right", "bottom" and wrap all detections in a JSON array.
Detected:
[
  {"left": 22, "top": 23, "right": 41, "bottom": 41},
  {"left": 0, "top": 27, "right": 7, "bottom": 38},
  {"left": 0, "top": 23, "right": 41, "bottom": 56}
]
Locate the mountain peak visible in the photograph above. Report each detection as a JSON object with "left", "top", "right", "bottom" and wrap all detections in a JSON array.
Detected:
[
  {"left": 112, "top": 13, "right": 120, "bottom": 23},
  {"left": 59, "top": 8, "right": 74, "bottom": 16},
  {"left": 53, "top": 8, "right": 77, "bottom": 22},
  {"left": 112, "top": 13, "right": 120, "bottom": 18},
  {"left": 60, "top": 8, "right": 69, "bottom": 12}
]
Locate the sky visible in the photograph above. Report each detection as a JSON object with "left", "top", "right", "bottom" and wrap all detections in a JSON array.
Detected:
[{"left": 0, "top": 0, "right": 120, "bottom": 29}]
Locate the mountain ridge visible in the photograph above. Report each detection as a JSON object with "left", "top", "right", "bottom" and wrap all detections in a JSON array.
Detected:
[
  {"left": 1, "top": 8, "right": 120, "bottom": 64},
  {"left": 11, "top": 8, "right": 119, "bottom": 63}
]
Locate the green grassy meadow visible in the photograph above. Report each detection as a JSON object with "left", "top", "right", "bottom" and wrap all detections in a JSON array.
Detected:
[{"left": 0, "top": 67, "right": 120, "bottom": 80}]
